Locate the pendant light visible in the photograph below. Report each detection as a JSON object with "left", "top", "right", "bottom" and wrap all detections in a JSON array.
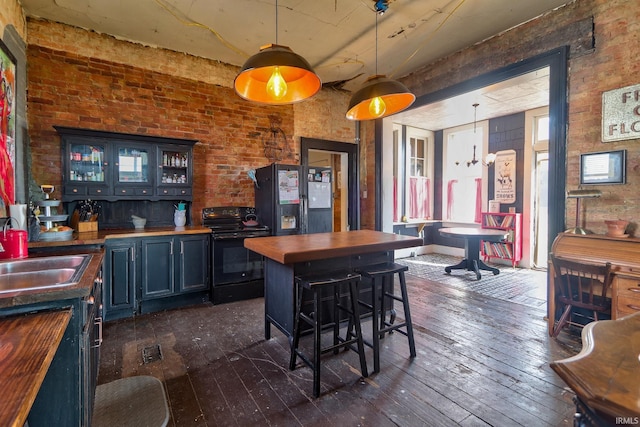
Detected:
[
  {"left": 346, "top": 11, "right": 415, "bottom": 121},
  {"left": 234, "top": 0, "right": 321, "bottom": 105}
]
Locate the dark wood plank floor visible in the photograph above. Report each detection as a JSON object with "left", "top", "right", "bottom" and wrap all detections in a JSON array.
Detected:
[{"left": 97, "top": 272, "right": 581, "bottom": 426}]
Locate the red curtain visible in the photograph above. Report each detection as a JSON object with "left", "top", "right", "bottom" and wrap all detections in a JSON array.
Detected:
[
  {"left": 393, "top": 176, "right": 399, "bottom": 222},
  {"left": 474, "top": 177, "right": 482, "bottom": 223},
  {"left": 446, "top": 179, "right": 457, "bottom": 220},
  {"left": 409, "top": 177, "right": 430, "bottom": 219}
]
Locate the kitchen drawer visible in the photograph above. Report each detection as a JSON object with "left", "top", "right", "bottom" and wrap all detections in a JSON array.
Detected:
[
  {"left": 65, "top": 186, "right": 88, "bottom": 196},
  {"left": 157, "top": 187, "right": 191, "bottom": 197},
  {"left": 114, "top": 187, "right": 135, "bottom": 196},
  {"left": 175, "top": 188, "right": 191, "bottom": 197},
  {"left": 615, "top": 276, "right": 640, "bottom": 297},
  {"left": 134, "top": 188, "right": 153, "bottom": 196},
  {"left": 88, "top": 187, "right": 109, "bottom": 197},
  {"left": 351, "top": 251, "right": 394, "bottom": 268}
]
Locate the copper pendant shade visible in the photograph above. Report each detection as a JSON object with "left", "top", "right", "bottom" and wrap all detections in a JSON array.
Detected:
[
  {"left": 234, "top": 43, "right": 321, "bottom": 105},
  {"left": 345, "top": 6, "right": 415, "bottom": 121},
  {"left": 346, "top": 75, "right": 415, "bottom": 120}
]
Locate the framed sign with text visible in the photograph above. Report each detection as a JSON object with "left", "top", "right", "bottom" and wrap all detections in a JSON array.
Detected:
[
  {"left": 494, "top": 149, "right": 516, "bottom": 204},
  {"left": 602, "top": 83, "right": 640, "bottom": 142}
]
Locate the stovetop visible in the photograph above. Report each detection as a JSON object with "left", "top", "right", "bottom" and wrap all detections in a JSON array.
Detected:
[{"left": 202, "top": 206, "right": 270, "bottom": 235}]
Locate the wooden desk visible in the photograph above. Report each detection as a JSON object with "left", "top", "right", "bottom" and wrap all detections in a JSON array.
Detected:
[
  {"left": 550, "top": 312, "right": 640, "bottom": 425},
  {"left": 245, "top": 230, "right": 423, "bottom": 339},
  {"left": 549, "top": 233, "right": 640, "bottom": 336},
  {"left": 438, "top": 227, "right": 508, "bottom": 280}
]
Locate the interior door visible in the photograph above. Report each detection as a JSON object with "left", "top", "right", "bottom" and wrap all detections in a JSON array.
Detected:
[{"left": 301, "top": 138, "right": 359, "bottom": 231}]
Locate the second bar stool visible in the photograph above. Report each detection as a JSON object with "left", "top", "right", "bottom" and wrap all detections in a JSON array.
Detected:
[
  {"left": 289, "top": 270, "right": 369, "bottom": 398},
  {"left": 355, "top": 262, "right": 416, "bottom": 373}
]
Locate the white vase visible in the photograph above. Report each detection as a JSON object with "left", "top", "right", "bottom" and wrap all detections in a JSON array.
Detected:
[{"left": 174, "top": 210, "right": 186, "bottom": 227}]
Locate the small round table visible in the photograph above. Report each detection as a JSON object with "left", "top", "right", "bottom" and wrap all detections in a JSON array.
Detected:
[{"left": 438, "top": 227, "right": 509, "bottom": 280}]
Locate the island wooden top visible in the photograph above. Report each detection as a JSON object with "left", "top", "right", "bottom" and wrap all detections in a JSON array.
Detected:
[
  {"left": 550, "top": 312, "right": 640, "bottom": 419},
  {"left": 0, "top": 309, "right": 72, "bottom": 427},
  {"left": 244, "top": 230, "right": 423, "bottom": 264}
]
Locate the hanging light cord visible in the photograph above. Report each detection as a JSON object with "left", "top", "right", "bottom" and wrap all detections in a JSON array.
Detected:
[
  {"left": 375, "top": 13, "right": 379, "bottom": 74},
  {"left": 275, "top": 0, "right": 279, "bottom": 44}
]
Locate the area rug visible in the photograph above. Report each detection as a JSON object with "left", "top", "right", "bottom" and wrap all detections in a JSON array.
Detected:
[{"left": 397, "top": 253, "right": 547, "bottom": 310}]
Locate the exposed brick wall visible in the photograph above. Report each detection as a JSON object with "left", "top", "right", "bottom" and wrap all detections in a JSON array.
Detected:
[
  {"left": 27, "top": 45, "right": 295, "bottom": 224},
  {"left": 26, "top": 19, "right": 359, "bottom": 226},
  {"left": 401, "top": 0, "right": 640, "bottom": 235}
]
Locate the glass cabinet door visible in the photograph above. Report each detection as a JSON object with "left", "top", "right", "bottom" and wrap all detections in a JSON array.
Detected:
[
  {"left": 68, "top": 143, "right": 106, "bottom": 182},
  {"left": 159, "top": 147, "right": 190, "bottom": 185},
  {"left": 117, "top": 146, "right": 150, "bottom": 183}
]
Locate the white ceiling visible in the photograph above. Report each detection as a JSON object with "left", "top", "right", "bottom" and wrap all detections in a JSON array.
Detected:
[{"left": 19, "top": 0, "right": 568, "bottom": 128}]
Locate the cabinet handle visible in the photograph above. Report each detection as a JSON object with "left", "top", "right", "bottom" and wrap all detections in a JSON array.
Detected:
[
  {"left": 626, "top": 304, "right": 640, "bottom": 311},
  {"left": 627, "top": 287, "right": 640, "bottom": 293},
  {"left": 73, "top": 188, "right": 78, "bottom": 193},
  {"left": 96, "top": 189, "right": 102, "bottom": 193},
  {"left": 170, "top": 241, "right": 174, "bottom": 255},
  {"left": 131, "top": 248, "right": 135, "bottom": 262},
  {"left": 92, "top": 317, "right": 103, "bottom": 348},
  {"left": 180, "top": 240, "right": 184, "bottom": 254}
]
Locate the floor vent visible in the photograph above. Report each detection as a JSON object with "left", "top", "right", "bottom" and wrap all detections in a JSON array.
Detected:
[{"left": 142, "top": 344, "right": 163, "bottom": 364}]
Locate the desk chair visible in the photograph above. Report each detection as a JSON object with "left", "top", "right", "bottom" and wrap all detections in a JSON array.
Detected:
[{"left": 550, "top": 254, "right": 613, "bottom": 337}]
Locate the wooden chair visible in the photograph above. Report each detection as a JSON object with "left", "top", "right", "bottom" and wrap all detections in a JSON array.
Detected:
[{"left": 549, "top": 254, "right": 613, "bottom": 337}]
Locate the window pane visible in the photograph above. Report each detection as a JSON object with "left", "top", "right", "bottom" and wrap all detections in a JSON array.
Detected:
[
  {"left": 443, "top": 127, "right": 483, "bottom": 223},
  {"left": 536, "top": 116, "right": 549, "bottom": 141}
]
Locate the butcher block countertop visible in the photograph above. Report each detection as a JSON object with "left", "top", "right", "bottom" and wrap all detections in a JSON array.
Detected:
[
  {"left": 244, "top": 230, "right": 423, "bottom": 264},
  {"left": 29, "top": 226, "right": 211, "bottom": 249},
  {"left": 0, "top": 309, "right": 72, "bottom": 427}
]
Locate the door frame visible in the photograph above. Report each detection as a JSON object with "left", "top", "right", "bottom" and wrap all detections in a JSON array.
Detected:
[
  {"left": 300, "top": 137, "right": 360, "bottom": 231},
  {"left": 376, "top": 46, "right": 568, "bottom": 254}
]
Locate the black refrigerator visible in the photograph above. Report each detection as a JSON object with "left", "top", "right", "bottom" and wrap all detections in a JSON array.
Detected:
[{"left": 255, "top": 163, "right": 333, "bottom": 235}]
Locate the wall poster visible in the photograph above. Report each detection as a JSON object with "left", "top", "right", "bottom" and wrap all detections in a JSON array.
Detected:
[
  {"left": 0, "top": 38, "right": 16, "bottom": 213},
  {"left": 494, "top": 149, "right": 516, "bottom": 204}
]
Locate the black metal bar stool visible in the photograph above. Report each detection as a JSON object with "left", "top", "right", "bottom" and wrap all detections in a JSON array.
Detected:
[
  {"left": 289, "top": 270, "right": 369, "bottom": 398},
  {"left": 355, "top": 262, "right": 416, "bottom": 373}
]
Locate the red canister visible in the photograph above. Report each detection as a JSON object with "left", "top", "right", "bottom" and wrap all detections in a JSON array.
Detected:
[{"left": 0, "top": 229, "right": 28, "bottom": 260}]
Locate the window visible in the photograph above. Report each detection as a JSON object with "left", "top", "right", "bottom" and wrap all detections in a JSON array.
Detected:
[
  {"left": 442, "top": 122, "right": 488, "bottom": 223},
  {"left": 393, "top": 126, "right": 433, "bottom": 222}
]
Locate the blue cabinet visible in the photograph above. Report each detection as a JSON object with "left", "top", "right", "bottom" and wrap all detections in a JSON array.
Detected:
[{"left": 104, "top": 233, "right": 210, "bottom": 321}]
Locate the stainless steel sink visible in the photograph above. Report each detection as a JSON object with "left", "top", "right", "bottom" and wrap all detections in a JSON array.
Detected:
[{"left": 0, "top": 255, "right": 91, "bottom": 294}]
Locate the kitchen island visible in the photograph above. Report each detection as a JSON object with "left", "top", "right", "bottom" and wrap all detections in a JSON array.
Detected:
[{"left": 244, "top": 230, "right": 422, "bottom": 340}]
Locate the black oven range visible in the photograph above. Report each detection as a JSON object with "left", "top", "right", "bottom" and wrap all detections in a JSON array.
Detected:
[{"left": 202, "top": 206, "right": 270, "bottom": 304}]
